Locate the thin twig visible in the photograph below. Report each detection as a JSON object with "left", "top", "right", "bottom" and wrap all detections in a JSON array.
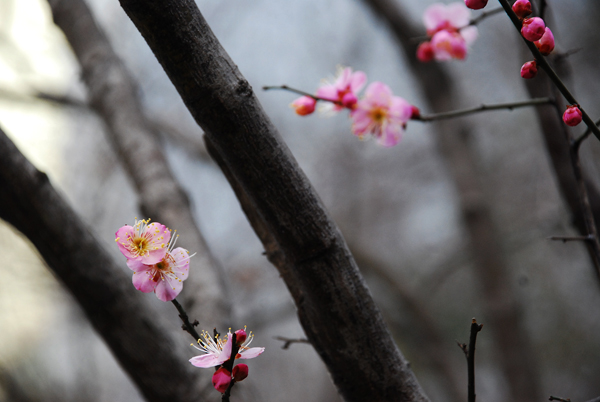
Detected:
[
  {"left": 274, "top": 336, "right": 311, "bottom": 349},
  {"left": 415, "top": 98, "right": 553, "bottom": 121},
  {"left": 573, "top": 118, "right": 600, "bottom": 149},
  {"left": 496, "top": 0, "right": 600, "bottom": 142},
  {"left": 263, "top": 85, "right": 343, "bottom": 106},
  {"left": 548, "top": 235, "right": 593, "bottom": 243},
  {"left": 171, "top": 299, "right": 201, "bottom": 341},
  {"left": 221, "top": 333, "right": 240, "bottom": 402},
  {"left": 459, "top": 319, "right": 483, "bottom": 402},
  {"left": 549, "top": 396, "right": 571, "bottom": 402},
  {"left": 469, "top": 7, "right": 504, "bottom": 26}
]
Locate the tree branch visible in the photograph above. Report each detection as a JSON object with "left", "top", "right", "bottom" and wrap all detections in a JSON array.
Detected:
[{"left": 0, "top": 126, "right": 203, "bottom": 402}]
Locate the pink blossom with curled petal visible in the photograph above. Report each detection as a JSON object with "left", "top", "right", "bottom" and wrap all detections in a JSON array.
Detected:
[
  {"left": 316, "top": 67, "right": 367, "bottom": 112},
  {"left": 351, "top": 82, "right": 412, "bottom": 147},
  {"left": 423, "top": 3, "right": 471, "bottom": 36},
  {"left": 127, "top": 246, "right": 191, "bottom": 301},
  {"left": 115, "top": 218, "right": 170, "bottom": 264},
  {"left": 464, "top": 0, "right": 488, "bottom": 10},
  {"left": 290, "top": 96, "right": 316, "bottom": 116},
  {"left": 534, "top": 27, "right": 554, "bottom": 55},
  {"left": 190, "top": 329, "right": 265, "bottom": 368},
  {"left": 521, "top": 17, "right": 546, "bottom": 42}
]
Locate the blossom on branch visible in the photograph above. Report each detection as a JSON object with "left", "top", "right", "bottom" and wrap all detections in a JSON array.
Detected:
[
  {"left": 350, "top": 82, "right": 413, "bottom": 147},
  {"left": 290, "top": 96, "right": 316, "bottom": 116},
  {"left": 419, "top": 2, "right": 478, "bottom": 62},
  {"left": 115, "top": 218, "right": 170, "bottom": 264},
  {"left": 316, "top": 66, "right": 367, "bottom": 112},
  {"left": 190, "top": 328, "right": 265, "bottom": 368}
]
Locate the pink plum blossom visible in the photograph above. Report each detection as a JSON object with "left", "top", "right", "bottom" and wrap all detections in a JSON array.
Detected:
[
  {"left": 521, "top": 17, "right": 546, "bottom": 42},
  {"left": 115, "top": 218, "right": 170, "bottom": 264},
  {"left": 350, "top": 82, "right": 413, "bottom": 147},
  {"left": 316, "top": 66, "right": 367, "bottom": 112},
  {"left": 563, "top": 105, "right": 582, "bottom": 127},
  {"left": 127, "top": 244, "right": 191, "bottom": 302},
  {"left": 212, "top": 368, "right": 232, "bottom": 393},
  {"left": 535, "top": 27, "right": 555, "bottom": 55},
  {"left": 420, "top": 3, "right": 478, "bottom": 61},
  {"left": 464, "top": 0, "right": 488, "bottom": 10},
  {"left": 290, "top": 96, "right": 316, "bottom": 116},
  {"left": 190, "top": 329, "right": 265, "bottom": 368},
  {"left": 520, "top": 60, "right": 538, "bottom": 79},
  {"left": 512, "top": 0, "right": 532, "bottom": 19}
]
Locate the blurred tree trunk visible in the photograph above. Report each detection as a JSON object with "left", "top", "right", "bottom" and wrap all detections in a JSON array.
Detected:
[
  {"left": 116, "top": 0, "right": 431, "bottom": 400},
  {"left": 361, "top": 1, "right": 542, "bottom": 401}
]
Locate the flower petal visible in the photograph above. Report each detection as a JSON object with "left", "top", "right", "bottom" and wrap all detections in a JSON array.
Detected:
[
  {"left": 131, "top": 267, "right": 158, "bottom": 293},
  {"left": 189, "top": 353, "right": 226, "bottom": 368},
  {"left": 239, "top": 347, "right": 265, "bottom": 360},
  {"left": 155, "top": 275, "right": 184, "bottom": 301},
  {"left": 116, "top": 225, "right": 137, "bottom": 259}
]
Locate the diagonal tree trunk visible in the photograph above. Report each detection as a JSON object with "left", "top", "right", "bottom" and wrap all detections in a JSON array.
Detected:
[
  {"left": 116, "top": 0, "right": 430, "bottom": 400},
  {"left": 47, "top": 0, "right": 230, "bottom": 328},
  {"left": 0, "top": 126, "right": 204, "bottom": 402},
  {"left": 361, "top": 1, "right": 542, "bottom": 401}
]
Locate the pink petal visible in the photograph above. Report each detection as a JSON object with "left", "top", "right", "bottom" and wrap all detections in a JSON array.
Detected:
[
  {"left": 423, "top": 4, "right": 447, "bottom": 31},
  {"left": 336, "top": 67, "right": 352, "bottom": 88},
  {"left": 460, "top": 26, "right": 478, "bottom": 46},
  {"left": 316, "top": 86, "right": 339, "bottom": 102},
  {"left": 446, "top": 3, "right": 471, "bottom": 28},
  {"left": 131, "top": 267, "right": 158, "bottom": 293},
  {"left": 238, "top": 347, "right": 265, "bottom": 360},
  {"left": 219, "top": 333, "right": 233, "bottom": 362},
  {"left": 189, "top": 353, "right": 225, "bottom": 368},
  {"left": 349, "top": 71, "right": 367, "bottom": 93},
  {"left": 142, "top": 223, "right": 171, "bottom": 265},
  {"left": 379, "top": 123, "right": 404, "bottom": 147},
  {"left": 115, "top": 226, "right": 137, "bottom": 259},
  {"left": 170, "top": 247, "right": 191, "bottom": 280},
  {"left": 365, "top": 82, "right": 392, "bottom": 106},
  {"left": 391, "top": 96, "right": 413, "bottom": 122},
  {"left": 155, "top": 275, "right": 184, "bottom": 301}
]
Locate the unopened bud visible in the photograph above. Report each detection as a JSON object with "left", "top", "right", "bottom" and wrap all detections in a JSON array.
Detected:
[
  {"left": 416, "top": 41, "right": 435, "bottom": 63},
  {"left": 212, "top": 368, "right": 232, "bottom": 393},
  {"left": 410, "top": 105, "right": 421, "bottom": 120},
  {"left": 232, "top": 364, "right": 249, "bottom": 382},
  {"left": 341, "top": 92, "right": 358, "bottom": 109},
  {"left": 521, "top": 17, "right": 546, "bottom": 42},
  {"left": 512, "top": 0, "right": 532, "bottom": 19},
  {"left": 563, "top": 105, "right": 582, "bottom": 127},
  {"left": 534, "top": 27, "right": 554, "bottom": 56},
  {"left": 520, "top": 60, "right": 538, "bottom": 79},
  {"left": 234, "top": 329, "right": 247, "bottom": 346},
  {"left": 464, "top": 0, "right": 488, "bottom": 10},
  {"left": 290, "top": 96, "right": 316, "bottom": 116}
]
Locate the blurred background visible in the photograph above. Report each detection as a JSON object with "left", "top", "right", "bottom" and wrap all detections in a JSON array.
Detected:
[{"left": 1, "top": 0, "right": 600, "bottom": 401}]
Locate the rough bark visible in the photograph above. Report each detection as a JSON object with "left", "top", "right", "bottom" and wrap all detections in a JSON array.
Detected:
[
  {"left": 362, "top": 1, "right": 542, "bottom": 402},
  {"left": 0, "top": 126, "right": 203, "bottom": 402},
  {"left": 47, "top": 0, "right": 229, "bottom": 328},
  {"left": 115, "top": 0, "right": 430, "bottom": 400}
]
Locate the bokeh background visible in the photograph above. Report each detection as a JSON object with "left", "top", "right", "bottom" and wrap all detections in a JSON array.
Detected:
[{"left": 1, "top": 0, "right": 600, "bottom": 401}]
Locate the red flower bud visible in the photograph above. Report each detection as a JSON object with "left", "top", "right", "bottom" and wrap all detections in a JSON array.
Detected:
[
  {"left": 234, "top": 329, "right": 247, "bottom": 345},
  {"left": 521, "top": 17, "right": 546, "bottom": 42},
  {"left": 416, "top": 42, "right": 435, "bottom": 63},
  {"left": 563, "top": 105, "right": 582, "bottom": 127},
  {"left": 464, "top": 0, "right": 488, "bottom": 10},
  {"left": 212, "top": 368, "right": 232, "bottom": 393},
  {"left": 342, "top": 92, "right": 358, "bottom": 109},
  {"left": 290, "top": 96, "right": 316, "bottom": 116},
  {"left": 232, "top": 364, "right": 249, "bottom": 382},
  {"left": 512, "top": 0, "right": 532, "bottom": 19},
  {"left": 520, "top": 60, "right": 538, "bottom": 79},
  {"left": 410, "top": 105, "right": 421, "bottom": 120},
  {"left": 534, "top": 27, "right": 554, "bottom": 56}
]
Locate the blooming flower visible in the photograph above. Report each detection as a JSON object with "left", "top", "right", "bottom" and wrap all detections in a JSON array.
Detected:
[
  {"left": 520, "top": 60, "right": 538, "bottom": 79},
  {"left": 464, "top": 0, "right": 488, "bottom": 10},
  {"left": 190, "top": 329, "right": 265, "bottom": 368},
  {"left": 126, "top": 231, "right": 191, "bottom": 301},
  {"left": 563, "top": 105, "right": 582, "bottom": 127},
  {"left": 290, "top": 96, "right": 316, "bottom": 116},
  {"left": 350, "top": 82, "right": 413, "bottom": 147},
  {"left": 115, "top": 218, "right": 170, "bottom": 264},
  {"left": 534, "top": 27, "right": 554, "bottom": 55},
  {"left": 521, "top": 17, "right": 546, "bottom": 42},
  {"left": 420, "top": 2, "right": 478, "bottom": 61},
  {"left": 316, "top": 66, "right": 367, "bottom": 112}
]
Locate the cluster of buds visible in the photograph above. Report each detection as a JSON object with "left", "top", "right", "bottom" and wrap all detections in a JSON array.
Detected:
[
  {"left": 115, "top": 218, "right": 191, "bottom": 301},
  {"left": 290, "top": 67, "right": 417, "bottom": 147},
  {"left": 190, "top": 328, "right": 264, "bottom": 394},
  {"left": 417, "top": 2, "right": 478, "bottom": 62}
]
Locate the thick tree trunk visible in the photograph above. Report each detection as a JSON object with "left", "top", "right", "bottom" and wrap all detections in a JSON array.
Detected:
[{"left": 117, "top": 0, "right": 429, "bottom": 400}]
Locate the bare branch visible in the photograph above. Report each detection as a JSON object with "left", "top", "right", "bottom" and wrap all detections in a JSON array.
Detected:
[{"left": 273, "top": 336, "right": 311, "bottom": 350}]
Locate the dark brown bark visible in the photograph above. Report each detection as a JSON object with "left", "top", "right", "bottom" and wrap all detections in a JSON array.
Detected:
[
  {"left": 362, "top": 1, "right": 542, "bottom": 402},
  {"left": 113, "top": 0, "right": 430, "bottom": 399},
  {"left": 47, "top": 0, "right": 229, "bottom": 327},
  {"left": 0, "top": 126, "right": 203, "bottom": 402}
]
